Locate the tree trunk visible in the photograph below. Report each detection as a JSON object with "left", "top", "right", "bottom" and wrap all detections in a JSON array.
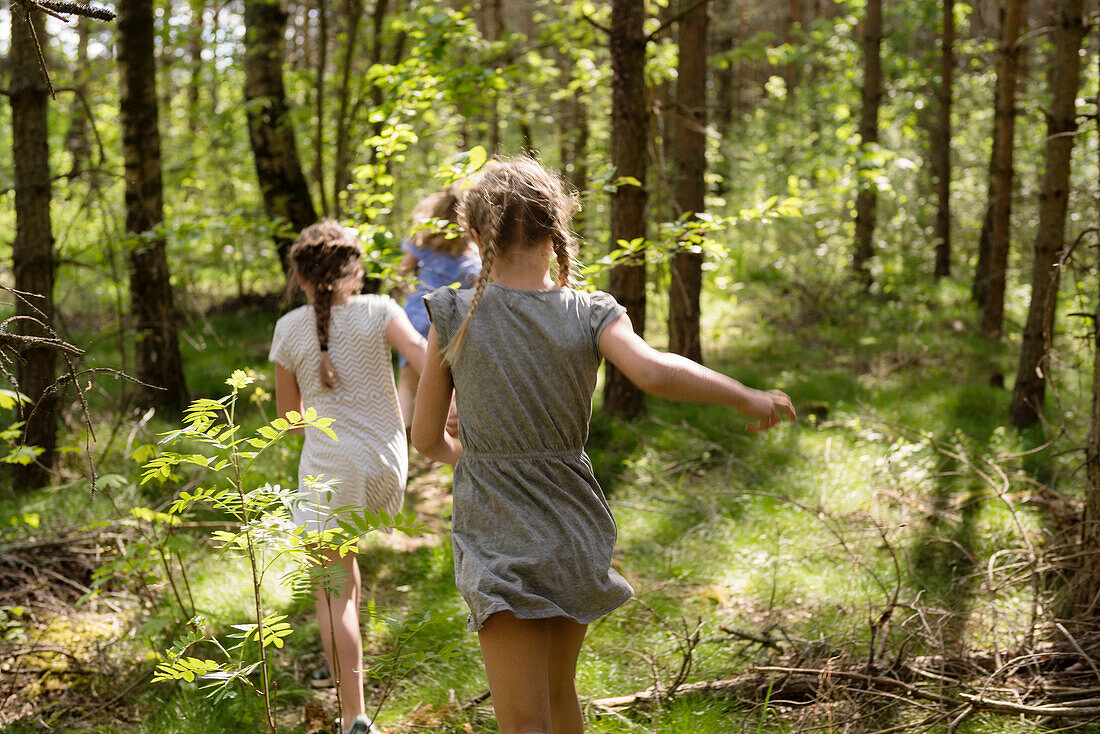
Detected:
[
  {"left": 668, "top": 0, "right": 707, "bottom": 364},
  {"left": 976, "top": 0, "right": 1026, "bottom": 335},
  {"left": 10, "top": 4, "right": 58, "bottom": 489},
  {"left": 243, "top": 0, "right": 319, "bottom": 268},
  {"left": 932, "top": 0, "right": 954, "bottom": 278},
  {"left": 784, "top": 0, "right": 802, "bottom": 97},
  {"left": 312, "top": 0, "right": 330, "bottom": 215},
  {"left": 852, "top": 0, "right": 883, "bottom": 283},
  {"left": 485, "top": 0, "right": 503, "bottom": 153},
  {"left": 332, "top": 0, "right": 363, "bottom": 216},
  {"left": 187, "top": 0, "right": 205, "bottom": 136},
  {"left": 572, "top": 93, "right": 589, "bottom": 238},
  {"left": 118, "top": 0, "right": 190, "bottom": 413},
  {"left": 1072, "top": 38, "right": 1100, "bottom": 621},
  {"left": 604, "top": 0, "right": 648, "bottom": 419},
  {"left": 558, "top": 46, "right": 589, "bottom": 235},
  {"left": 65, "top": 18, "right": 91, "bottom": 178},
  {"left": 714, "top": 33, "right": 735, "bottom": 143},
  {"left": 1008, "top": 0, "right": 1086, "bottom": 429}
]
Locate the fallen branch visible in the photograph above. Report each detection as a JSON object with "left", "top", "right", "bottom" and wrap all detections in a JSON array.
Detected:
[
  {"left": 589, "top": 671, "right": 818, "bottom": 710},
  {"left": 591, "top": 662, "right": 1100, "bottom": 722},
  {"left": 958, "top": 693, "right": 1100, "bottom": 717}
]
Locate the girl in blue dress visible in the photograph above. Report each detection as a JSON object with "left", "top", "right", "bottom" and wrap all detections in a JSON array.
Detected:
[{"left": 396, "top": 185, "right": 481, "bottom": 433}]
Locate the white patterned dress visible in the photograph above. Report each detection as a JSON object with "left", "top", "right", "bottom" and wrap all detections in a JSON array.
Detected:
[{"left": 269, "top": 295, "right": 407, "bottom": 533}]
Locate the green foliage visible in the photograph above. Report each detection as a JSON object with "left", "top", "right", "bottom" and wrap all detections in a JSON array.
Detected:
[{"left": 115, "top": 370, "right": 431, "bottom": 731}]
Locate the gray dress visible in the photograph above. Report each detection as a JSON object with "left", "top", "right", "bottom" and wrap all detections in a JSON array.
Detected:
[{"left": 424, "top": 284, "right": 635, "bottom": 631}]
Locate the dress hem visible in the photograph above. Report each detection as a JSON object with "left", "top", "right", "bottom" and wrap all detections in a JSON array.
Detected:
[{"left": 464, "top": 591, "right": 633, "bottom": 633}]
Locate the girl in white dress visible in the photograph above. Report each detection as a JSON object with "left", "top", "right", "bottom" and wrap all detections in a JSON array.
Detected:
[{"left": 270, "top": 220, "right": 427, "bottom": 734}]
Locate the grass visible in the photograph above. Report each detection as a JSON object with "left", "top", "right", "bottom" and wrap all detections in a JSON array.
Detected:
[{"left": 3, "top": 269, "right": 1100, "bottom": 734}]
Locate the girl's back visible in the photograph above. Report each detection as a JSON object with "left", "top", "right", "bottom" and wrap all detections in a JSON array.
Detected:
[
  {"left": 423, "top": 283, "right": 632, "bottom": 633},
  {"left": 425, "top": 285, "right": 623, "bottom": 456},
  {"left": 270, "top": 294, "right": 407, "bottom": 523}
]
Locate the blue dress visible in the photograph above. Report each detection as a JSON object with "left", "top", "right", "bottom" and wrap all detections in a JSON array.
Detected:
[{"left": 400, "top": 240, "right": 480, "bottom": 366}]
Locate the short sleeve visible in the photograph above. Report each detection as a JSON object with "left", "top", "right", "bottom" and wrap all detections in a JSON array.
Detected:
[
  {"left": 377, "top": 294, "right": 403, "bottom": 326},
  {"left": 589, "top": 290, "right": 626, "bottom": 348},
  {"left": 268, "top": 318, "right": 291, "bottom": 370},
  {"left": 422, "top": 286, "right": 459, "bottom": 351}
]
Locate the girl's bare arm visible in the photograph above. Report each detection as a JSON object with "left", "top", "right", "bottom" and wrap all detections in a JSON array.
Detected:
[
  {"left": 411, "top": 327, "right": 463, "bottom": 464},
  {"left": 598, "top": 313, "right": 796, "bottom": 433},
  {"left": 386, "top": 311, "right": 428, "bottom": 374},
  {"left": 274, "top": 363, "right": 306, "bottom": 435}
]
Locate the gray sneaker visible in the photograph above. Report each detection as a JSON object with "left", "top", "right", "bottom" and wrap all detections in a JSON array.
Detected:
[{"left": 341, "top": 714, "right": 381, "bottom": 734}]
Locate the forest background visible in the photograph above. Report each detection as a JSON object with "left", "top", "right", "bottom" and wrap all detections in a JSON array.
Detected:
[{"left": 3, "top": 0, "right": 1100, "bottom": 732}]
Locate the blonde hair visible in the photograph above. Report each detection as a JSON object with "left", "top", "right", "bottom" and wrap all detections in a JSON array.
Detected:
[
  {"left": 285, "top": 220, "right": 364, "bottom": 389},
  {"left": 411, "top": 184, "right": 471, "bottom": 257},
  {"left": 444, "top": 156, "right": 579, "bottom": 363}
]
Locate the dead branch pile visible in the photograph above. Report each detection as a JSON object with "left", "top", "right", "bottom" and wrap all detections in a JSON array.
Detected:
[
  {"left": 0, "top": 525, "right": 142, "bottom": 728},
  {"left": 0, "top": 528, "right": 127, "bottom": 613},
  {"left": 589, "top": 640, "right": 1100, "bottom": 731}
]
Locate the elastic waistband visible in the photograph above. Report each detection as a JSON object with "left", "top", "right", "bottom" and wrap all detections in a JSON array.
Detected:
[{"left": 462, "top": 448, "right": 585, "bottom": 460}]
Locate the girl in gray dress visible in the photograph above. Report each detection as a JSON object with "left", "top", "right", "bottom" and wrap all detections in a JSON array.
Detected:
[{"left": 412, "top": 158, "right": 795, "bottom": 734}]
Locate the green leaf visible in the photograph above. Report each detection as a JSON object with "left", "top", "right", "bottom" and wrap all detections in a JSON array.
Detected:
[
  {"left": 0, "top": 390, "right": 29, "bottom": 410},
  {"left": 225, "top": 370, "right": 255, "bottom": 389},
  {"left": 467, "top": 145, "right": 488, "bottom": 172},
  {"left": 2, "top": 445, "right": 44, "bottom": 465}
]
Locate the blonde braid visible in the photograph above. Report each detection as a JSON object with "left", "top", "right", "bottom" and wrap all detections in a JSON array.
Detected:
[
  {"left": 552, "top": 232, "right": 575, "bottom": 287},
  {"left": 442, "top": 190, "right": 505, "bottom": 364}
]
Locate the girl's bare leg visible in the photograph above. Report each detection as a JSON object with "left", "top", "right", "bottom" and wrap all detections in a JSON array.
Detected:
[
  {"left": 546, "top": 616, "right": 587, "bottom": 733},
  {"left": 397, "top": 364, "right": 420, "bottom": 433},
  {"left": 478, "top": 611, "right": 587, "bottom": 734},
  {"left": 315, "top": 548, "right": 365, "bottom": 729}
]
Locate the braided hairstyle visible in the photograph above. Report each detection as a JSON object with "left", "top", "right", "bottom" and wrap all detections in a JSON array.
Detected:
[
  {"left": 411, "top": 184, "right": 471, "bottom": 257},
  {"left": 285, "top": 220, "right": 364, "bottom": 389},
  {"left": 444, "top": 156, "right": 578, "bottom": 363}
]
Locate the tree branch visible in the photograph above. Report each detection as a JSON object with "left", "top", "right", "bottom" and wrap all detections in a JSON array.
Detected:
[
  {"left": 581, "top": 12, "right": 610, "bottom": 35},
  {"left": 10, "top": 0, "right": 116, "bottom": 100},
  {"left": 25, "top": 0, "right": 116, "bottom": 21},
  {"left": 646, "top": 0, "right": 708, "bottom": 42}
]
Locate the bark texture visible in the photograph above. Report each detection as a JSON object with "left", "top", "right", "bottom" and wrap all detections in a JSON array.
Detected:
[
  {"left": 976, "top": 0, "right": 1025, "bottom": 335},
  {"left": 604, "top": 0, "right": 649, "bottom": 419},
  {"left": 1008, "top": 0, "right": 1086, "bottom": 428},
  {"left": 10, "top": 4, "right": 58, "bottom": 489},
  {"left": 852, "top": 0, "right": 883, "bottom": 282},
  {"left": 669, "top": 0, "right": 707, "bottom": 363},
  {"left": 243, "top": 0, "right": 318, "bottom": 267},
  {"left": 118, "top": 0, "right": 190, "bottom": 412},
  {"left": 1077, "top": 46, "right": 1100, "bottom": 619},
  {"left": 932, "top": 0, "right": 954, "bottom": 278}
]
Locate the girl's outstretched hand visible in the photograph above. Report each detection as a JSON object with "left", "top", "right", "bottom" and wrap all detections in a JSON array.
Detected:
[{"left": 744, "top": 389, "right": 797, "bottom": 433}]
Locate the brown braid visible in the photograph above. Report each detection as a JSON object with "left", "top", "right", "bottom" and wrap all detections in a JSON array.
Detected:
[
  {"left": 444, "top": 156, "right": 577, "bottom": 362},
  {"left": 285, "top": 220, "right": 364, "bottom": 389}
]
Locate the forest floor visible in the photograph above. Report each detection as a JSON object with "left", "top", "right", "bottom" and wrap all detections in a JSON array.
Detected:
[{"left": 3, "top": 281, "right": 1100, "bottom": 733}]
